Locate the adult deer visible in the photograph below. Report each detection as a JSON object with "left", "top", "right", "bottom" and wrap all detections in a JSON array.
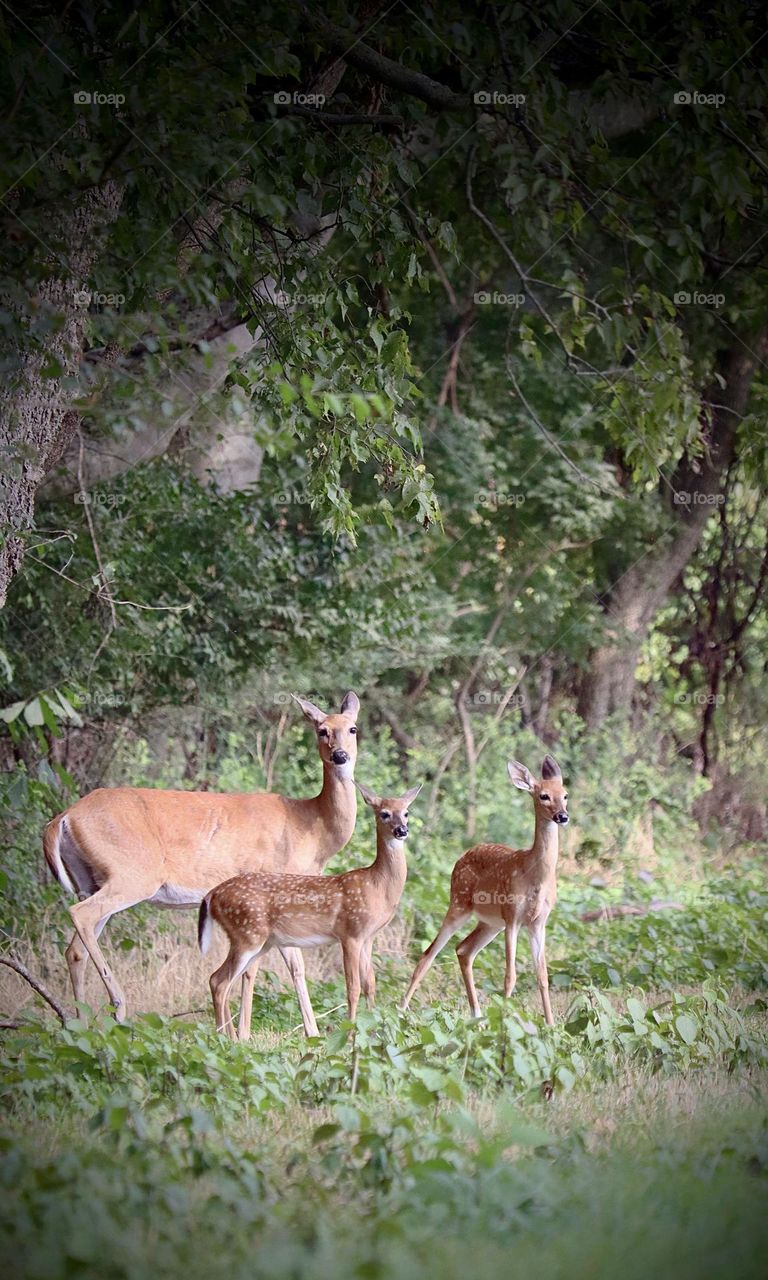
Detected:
[
  {"left": 199, "top": 781, "right": 422, "bottom": 1038},
  {"left": 402, "top": 755, "right": 568, "bottom": 1024},
  {"left": 43, "top": 691, "right": 361, "bottom": 1035}
]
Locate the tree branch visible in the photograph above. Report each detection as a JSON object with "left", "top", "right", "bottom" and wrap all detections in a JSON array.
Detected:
[
  {"left": 0, "top": 955, "right": 68, "bottom": 1025},
  {"left": 299, "top": 9, "right": 467, "bottom": 111},
  {"left": 277, "top": 105, "right": 402, "bottom": 127}
]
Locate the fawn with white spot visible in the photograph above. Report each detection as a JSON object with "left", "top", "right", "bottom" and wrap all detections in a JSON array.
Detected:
[
  {"left": 402, "top": 755, "right": 568, "bottom": 1024},
  {"left": 199, "top": 781, "right": 423, "bottom": 1038}
]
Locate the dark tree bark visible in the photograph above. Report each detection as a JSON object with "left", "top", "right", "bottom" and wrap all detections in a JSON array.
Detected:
[
  {"left": 578, "top": 340, "right": 765, "bottom": 728},
  {"left": 0, "top": 181, "right": 123, "bottom": 606}
]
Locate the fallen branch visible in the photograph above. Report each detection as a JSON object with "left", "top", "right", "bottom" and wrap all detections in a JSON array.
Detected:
[
  {"left": 580, "top": 900, "right": 684, "bottom": 922},
  {"left": 0, "top": 955, "right": 68, "bottom": 1025}
]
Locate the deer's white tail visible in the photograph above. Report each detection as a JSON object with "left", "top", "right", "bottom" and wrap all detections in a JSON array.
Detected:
[
  {"left": 43, "top": 816, "right": 77, "bottom": 896},
  {"left": 198, "top": 894, "right": 214, "bottom": 954}
]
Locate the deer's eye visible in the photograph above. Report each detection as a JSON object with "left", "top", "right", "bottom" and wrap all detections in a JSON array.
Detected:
[
  {"left": 564, "top": 794, "right": 568, "bottom": 800},
  {"left": 349, "top": 726, "right": 357, "bottom": 734},
  {"left": 540, "top": 792, "right": 550, "bottom": 802},
  {"left": 380, "top": 811, "right": 391, "bottom": 820},
  {"left": 319, "top": 728, "right": 329, "bottom": 738}
]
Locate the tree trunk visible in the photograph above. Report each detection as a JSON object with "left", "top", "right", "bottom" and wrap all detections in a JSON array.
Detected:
[
  {"left": 578, "top": 341, "right": 763, "bottom": 728},
  {"left": 0, "top": 182, "right": 123, "bottom": 607}
]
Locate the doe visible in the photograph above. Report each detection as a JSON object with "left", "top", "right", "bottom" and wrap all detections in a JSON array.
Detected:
[
  {"left": 199, "top": 781, "right": 422, "bottom": 1038},
  {"left": 402, "top": 755, "right": 568, "bottom": 1025}
]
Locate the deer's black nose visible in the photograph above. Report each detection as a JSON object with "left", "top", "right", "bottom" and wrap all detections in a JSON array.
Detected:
[
  {"left": 394, "top": 825, "right": 408, "bottom": 839},
  {"left": 331, "top": 749, "right": 349, "bottom": 765},
  {"left": 554, "top": 813, "right": 569, "bottom": 825}
]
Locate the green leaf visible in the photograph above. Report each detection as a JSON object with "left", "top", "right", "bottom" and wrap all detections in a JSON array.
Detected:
[
  {"left": 675, "top": 1014, "right": 698, "bottom": 1045},
  {"left": 626, "top": 997, "right": 647, "bottom": 1023},
  {"left": 0, "top": 699, "right": 26, "bottom": 723},
  {"left": 23, "top": 697, "right": 44, "bottom": 727},
  {"left": 312, "top": 1123, "right": 342, "bottom": 1143}
]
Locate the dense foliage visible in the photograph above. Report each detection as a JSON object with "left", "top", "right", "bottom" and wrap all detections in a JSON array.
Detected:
[{"left": 2, "top": 4, "right": 768, "bottom": 1279}]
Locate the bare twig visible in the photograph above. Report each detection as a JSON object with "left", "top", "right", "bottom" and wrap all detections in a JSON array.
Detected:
[
  {"left": 265, "top": 708, "right": 289, "bottom": 791},
  {"left": 434, "top": 307, "right": 477, "bottom": 420},
  {"left": 26, "top": 555, "right": 191, "bottom": 611},
  {"left": 371, "top": 696, "right": 420, "bottom": 751},
  {"left": 0, "top": 955, "right": 68, "bottom": 1025},
  {"left": 77, "top": 427, "right": 118, "bottom": 671},
  {"left": 424, "top": 737, "right": 462, "bottom": 828},
  {"left": 507, "top": 369, "right": 619, "bottom": 496},
  {"left": 288, "top": 1001, "right": 345, "bottom": 1035},
  {"left": 475, "top": 667, "right": 528, "bottom": 759},
  {"left": 401, "top": 200, "right": 458, "bottom": 309},
  {"left": 299, "top": 8, "right": 467, "bottom": 111},
  {"left": 277, "top": 105, "right": 402, "bottom": 127}
]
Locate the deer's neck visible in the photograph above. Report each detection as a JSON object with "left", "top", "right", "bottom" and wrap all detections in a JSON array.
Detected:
[
  {"left": 313, "top": 764, "right": 357, "bottom": 855},
  {"left": 530, "top": 811, "right": 560, "bottom": 870},
  {"left": 369, "top": 834, "right": 408, "bottom": 904}
]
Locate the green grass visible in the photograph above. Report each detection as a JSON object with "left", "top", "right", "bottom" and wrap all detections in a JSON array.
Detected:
[
  {"left": 1, "top": 1068, "right": 766, "bottom": 1280},
  {"left": 1, "top": 866, "right": 767, "bottom": 1280}
]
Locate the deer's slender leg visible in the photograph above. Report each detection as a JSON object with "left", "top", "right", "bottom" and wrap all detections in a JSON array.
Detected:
[
  {"left": 528, "top": 921, "right": 554, "bottom": 1025},
  {"left": 210, "top": 954, "right": 238, "bottom": 1041},
  {"left": 279, "top": 947, "right": 319, "bottom": 1037},
  {"left": 69, "top": 884, "right": 150, "bottom": 1021},
  {"left": 210, "top": 947, "right": 262, "bottom": 1040},
  {"left": 456, "top": 922, "right": 502, "bottom": 1018},
  {"left": 503, "top": 918, "right": 521, "bottom": 998},
  {"left": 341, "top": 938, "right": 364, "bottom": 1021},
  {"left": 402, "top": 909, "right": 471, "bottom": 1008},
  {"left": 65, "top": 911, "right": 111, "bottom": 1006},
  {"left": 359, "top": 939, "right": 375, "bottom": 1007},
  {"left": 238, "top": 957, "right": 261, "bottom": 1040}
]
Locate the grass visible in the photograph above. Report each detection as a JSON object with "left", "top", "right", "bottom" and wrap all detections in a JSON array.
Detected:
[
  {"left": 1, "top": 1062, "right": 766, "bottom": 1280},
  {"left": 0, "top": 906, "right": 410, "bottom": 1023},
  {"left": 1, "top": 867, "right": 767, "bottom": 1280}
]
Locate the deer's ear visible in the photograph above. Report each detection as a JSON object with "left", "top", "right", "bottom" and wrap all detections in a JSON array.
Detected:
[
  {"left": 401, "top": 782, "right": 423, "bottom": 808},
  {"left": 340, "top": 690, "right": 360, "bottom": 716},
  {"left": 507, "top": 759, "right": 535, "bottom": 792},
  {"left": 292, "top": 694, "right": 327, "bottom": 726},
  {"left": 541, "top": 754, "right": 562, "bottom": 781},
  {"left": 356, "top": 783, "right": 380, "bottom": 808}
]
